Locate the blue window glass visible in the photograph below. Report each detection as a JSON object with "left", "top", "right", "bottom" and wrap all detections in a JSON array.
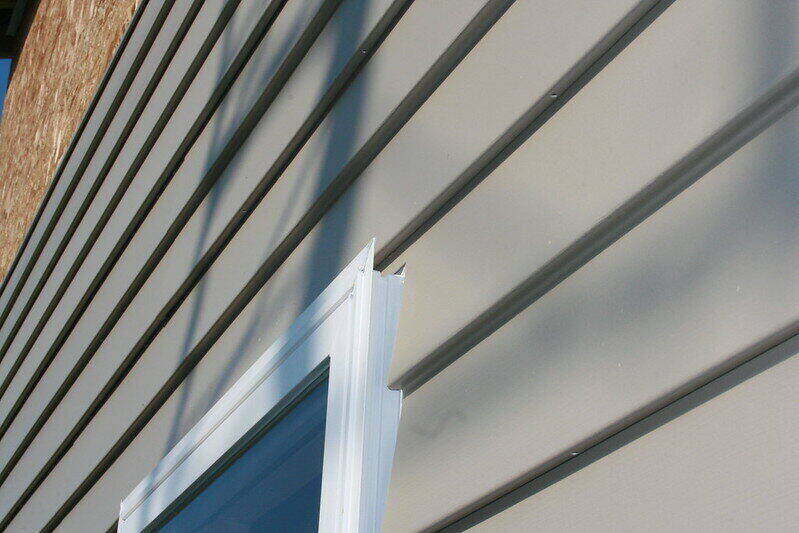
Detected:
[
  {"left": 0, "top": 59, "right": 10, "bottom": 117},
  {"left": 157, "top": 379, "right": 328, "bottom": 532}
]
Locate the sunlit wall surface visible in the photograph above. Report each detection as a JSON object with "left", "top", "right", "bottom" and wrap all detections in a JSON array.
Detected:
[{"left": 0, "top": 1, "right": 796, "bottom": 531}]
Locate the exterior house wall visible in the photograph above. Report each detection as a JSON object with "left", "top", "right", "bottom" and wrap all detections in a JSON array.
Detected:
[
  {"left": 468, "top": 334, "right": 799, "bottom": 532},
  {"left": 0, "top": 0, "right": 796, "bottom": 531},
  {"left": 0, "top": 0, "right": 141, "bottom": 280}
]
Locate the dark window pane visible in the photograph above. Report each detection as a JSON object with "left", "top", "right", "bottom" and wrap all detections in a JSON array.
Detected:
[{"left": 158, "top": 379, "right": 328, "bottom": 532}]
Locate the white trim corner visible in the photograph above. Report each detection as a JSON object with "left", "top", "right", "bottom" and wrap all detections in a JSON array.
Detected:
[{"left": 118, "top": 241, "right": 405, "bottom": 532}]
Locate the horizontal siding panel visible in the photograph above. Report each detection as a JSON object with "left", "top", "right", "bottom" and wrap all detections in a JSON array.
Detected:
[
  {"left": 0, "top": 0, "right": 202, "bottom": 379},
  {"left": 51, "top": 1, "right": 656, "bottom": 529},
  {"left": 0, "top": 0, "right": 273, "bottom": 468},
  {"left": 384, "top": 0, "right": 799, "bottom": 385},
  {"left": 471, "top": 336, "right": 799, "bottom": 532},
  {"left": 0, "top": 0, "right": 165, "bottom": 332},
  {"left": 0, "top": 0, "right": 327, "bottom": 523},
  {"left": 0, "top": 0, "right": 233, "bottom": 426},
  {"left": 385, "top": 106, "right": 799, "bottom": 530},
  {"left": 0, "top": 0, "right": 407, "bottom": 528}
]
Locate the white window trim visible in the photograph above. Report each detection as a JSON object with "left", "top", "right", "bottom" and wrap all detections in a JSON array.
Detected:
[{"left": 118, "top": 241, "right": 405, "bottom": 532}]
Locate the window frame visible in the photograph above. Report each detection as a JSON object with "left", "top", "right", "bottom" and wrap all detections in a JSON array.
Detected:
[{"left": 118, "top": 241, "right": 405, "bottom": 532}]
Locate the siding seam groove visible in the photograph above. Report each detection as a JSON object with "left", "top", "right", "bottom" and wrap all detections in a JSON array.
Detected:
[
  {"left": 0, "top": 0, "right": 177, "bottom": 339},
  {"left": 0, "top": 0, "right": 212, "bottom": 402},
  {"left": 392, "top": 67, "right": 799, "bottom": 396},
  {"left": 0, "top": 0, "right": 152, "bottom": 304}
]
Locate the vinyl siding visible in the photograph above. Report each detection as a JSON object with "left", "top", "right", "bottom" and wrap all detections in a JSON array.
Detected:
[
  {"left": 0, "top": 0, "right": 796, "bottom": 531},
  {"left": 468, "top": 335, "right": 799, "bottom": 532},
  {"left": 0, "top": 0, "right": 165, "bottom": 329},
  {"left": 385, "top": 103, "right": 799, "bottom": 531}
]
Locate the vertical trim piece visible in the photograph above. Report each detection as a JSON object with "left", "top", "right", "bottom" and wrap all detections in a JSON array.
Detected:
[{"left": 115, "top": 241, "right": 404, "bottom": 532}]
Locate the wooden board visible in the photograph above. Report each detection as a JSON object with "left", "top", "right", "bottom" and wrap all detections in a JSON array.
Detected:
[{"left": 0, "top": 0, "right": 142, "bottom": 280}]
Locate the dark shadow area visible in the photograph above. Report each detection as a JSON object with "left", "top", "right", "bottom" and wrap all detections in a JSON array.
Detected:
[{"left": 165, "top": 0, "right": 318, "bottom": 455}]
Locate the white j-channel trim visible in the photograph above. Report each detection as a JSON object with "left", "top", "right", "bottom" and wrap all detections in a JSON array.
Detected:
[{"left": 118, "top": 240, "right": 405, "bottom": 532}]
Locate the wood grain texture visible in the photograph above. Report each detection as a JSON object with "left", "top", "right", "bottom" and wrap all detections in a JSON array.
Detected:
[{"left": 0, "top": 0, "right": 142, "bottom": 281}]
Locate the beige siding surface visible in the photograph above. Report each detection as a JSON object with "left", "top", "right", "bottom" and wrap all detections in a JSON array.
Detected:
[
  {"left": 0, "top": 0, "right": 796, "bottom": 531},
  {"left": 472, "top": 335, "right": 799, "bottom": 532},
  {"left": 385, "top": 104, "right": 799, "bottom": 531}
]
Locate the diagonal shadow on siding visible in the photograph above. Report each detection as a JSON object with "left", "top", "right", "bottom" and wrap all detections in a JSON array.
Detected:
[
  {"left": 426, "top": 3, "right": 799, "bottom": 529},
  {"left": 135, "top": 0, "right": 374, "bottom": 528}
]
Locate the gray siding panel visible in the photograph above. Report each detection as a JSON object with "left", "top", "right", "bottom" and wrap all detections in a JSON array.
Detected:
[
  {"left": 0, "top": 0, "right": 165, "bottom": 332},
  {"left": 385, "top": 0, "right": 799, "bottom": 387},
  {"left": 0, "top": 0, "right": 796, "bottom": 531},
  {"left": 470, "top": 335, "right": 799, "bottom": 532},
  {"left": 384, "top": 106, "right": 799, "bottom": 531},
  {"left": 0, "top": 0, "right": 278, "bottom": 474}
]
